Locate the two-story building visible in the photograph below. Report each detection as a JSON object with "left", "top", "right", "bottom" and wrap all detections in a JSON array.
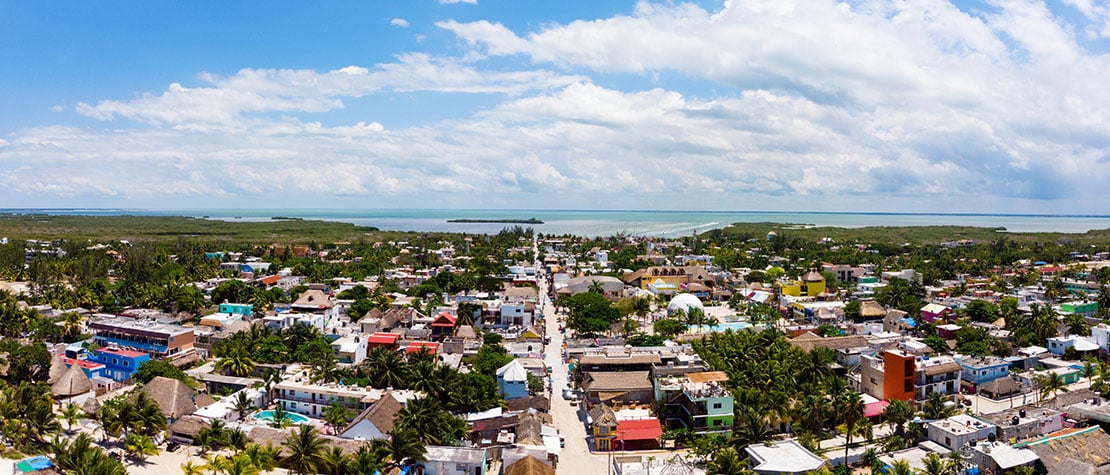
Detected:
[
  {"left": 959, "top": 356, "right": 1012, "bottom": 391},
  {"left": 496, "top": 360, "right": 529, "bottom": 400},
  {"left": 331, "top": 335, "right": 368, "bottom": 365},
  {"left": 90, "top": 346, "right": 152, "bottom": 382},
  {"left": 274, "top": 379, "right": 376, "bottom": 418}
]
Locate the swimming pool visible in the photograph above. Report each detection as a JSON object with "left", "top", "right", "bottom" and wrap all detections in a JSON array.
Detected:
[
  {"left": 253, "top": 409, "right": 311, "bottom": 424},
  {"left": 688, "top": 321, "right": 753, "bottom": 333}
]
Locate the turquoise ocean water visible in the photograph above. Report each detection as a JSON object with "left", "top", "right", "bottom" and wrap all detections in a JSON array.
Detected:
[{"left": 4, "top": 208, "right": 1110, "bottom": 237}]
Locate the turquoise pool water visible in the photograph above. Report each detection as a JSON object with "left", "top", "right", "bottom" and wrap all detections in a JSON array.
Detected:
[
  {"left": 688, "top": 321, "right": 752, "bottom": 333},
  {"left": 253, "top": 409, "right": 311, "bottom": 424}
]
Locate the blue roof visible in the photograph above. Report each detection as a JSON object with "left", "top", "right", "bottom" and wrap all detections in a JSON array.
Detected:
[{"left": 902, "top": 317, "right": 918, "bottom": 328}]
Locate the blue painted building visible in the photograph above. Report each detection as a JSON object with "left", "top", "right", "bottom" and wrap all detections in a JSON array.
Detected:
[
  {"left": 959, "top": 356, "right": 1011, "bottom": 386},
  {"left": 90, "top": 347, "right": 152, "bottom": 382},
  {"left": 219, "top": 303, "right": 253, "bottom": 318}
]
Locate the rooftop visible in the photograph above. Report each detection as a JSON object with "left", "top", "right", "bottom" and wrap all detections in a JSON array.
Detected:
[{"left": 745, "top": 439, "right": 825, "bottom": 473}]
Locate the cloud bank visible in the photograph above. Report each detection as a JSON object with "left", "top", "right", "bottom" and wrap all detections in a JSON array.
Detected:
[{"left": 1, "top": 0, "right": 1107, "bottom": 212}]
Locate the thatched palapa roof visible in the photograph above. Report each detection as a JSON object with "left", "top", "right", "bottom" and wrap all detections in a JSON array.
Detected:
[
  {"left": 51, "top": 363, "right": 94, "bottom": 398},
  {"left": 504, "top": 455, "right": 555, "bottom": 475},
  {"left": 48, "top": 353, "right": 69, "bottom": 385},
  {"left": 140, "top": 376, "right": 196, "bottom": 419}
]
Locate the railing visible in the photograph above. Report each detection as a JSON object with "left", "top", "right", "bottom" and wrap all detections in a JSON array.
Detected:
[{"left": 276, "top": 394, "right": 362, "bottom": 408}]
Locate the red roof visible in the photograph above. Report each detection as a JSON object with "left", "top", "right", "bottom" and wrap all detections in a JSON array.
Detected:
[
  {"left": 432, "top": 312, "right": 457, "bottom": 327},
  {"left": 257, "top": 275, "right": 281, "bottom": 286},
  {"left": 405, "top": 342, "right": 439, "bottom": 354},
  {"left": 367, "top": 333, "right": 401, "bottom": 345},
  {"left": 864, "top": 400, "right": 890, "bottom": 418},
  {"left": 616, "top": 419, "right": 663, "bottom": 441},
  {"left": 63, "top": 357, "right": 105, "bottom": 370}
]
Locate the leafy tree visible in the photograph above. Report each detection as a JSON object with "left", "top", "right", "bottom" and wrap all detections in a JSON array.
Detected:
[
  {"left": 924, "top": 334, "right": 949, "bottom": 353},
  {"left": 875, "top": 278, "right": 925, "bottom": 316},
  {"left": 471, "top": 345, "right": 513, "bottom": 376},
  {"left": 1, "top": 340, "right": 51, "bottom": 382},
  {"left": 627, "top": 333, "right": 666, "bottom": 346},
  {"left": 962, "top": 299, "right": 999, "bottom": 322},
  {"left": 482, "top": 332, "right": 503, "bottom": 346},
  {"left": 133, "top": 359, "right": 191, "bottom": 384},
  {"left": 561, "top": 291, "right": 620, "bottom": 334},
  {"left": 653, "top": 318, "right": 687, "bottom": 337}
]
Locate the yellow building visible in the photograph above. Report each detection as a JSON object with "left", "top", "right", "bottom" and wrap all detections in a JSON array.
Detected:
[
  {"left": 779, "top": 269, "right": 826, "bottom": 297},
  {"left": 625, "top": 266, "right": 715, "bottom": 295}
]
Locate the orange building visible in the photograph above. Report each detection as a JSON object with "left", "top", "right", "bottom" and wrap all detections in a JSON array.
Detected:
[{"left": 882, "top": 350, "right": 915, "bottom": 402}]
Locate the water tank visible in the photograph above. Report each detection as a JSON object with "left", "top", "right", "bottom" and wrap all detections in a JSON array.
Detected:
[
  {"left": 1011, "top": 416, "right": 1020, "bottom": 426},
  {"left": 988, "top": 432, "right": 997, "bottom": 442},
  {"left": 1019, "top": 409, "right": 1027, "bottom": 418}
]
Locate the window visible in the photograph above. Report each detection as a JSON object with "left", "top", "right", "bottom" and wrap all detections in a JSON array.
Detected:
[
  {"left": 713, "top": 419, "right": 723, "bottom": 426},
  {"left": 712, "top": 403, "right": 722, "bottom": 409},
  {"left": 123, "top": 361, "right": 129, "bottom": 367},
  {"left": 112, "top": 358, "right": 119, "bottom": 365},
  {"left": 945, "top": 437, "right": 951, "bottom": 447}
]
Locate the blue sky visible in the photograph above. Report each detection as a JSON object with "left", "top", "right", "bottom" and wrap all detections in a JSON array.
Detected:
[{"left": 1, "top": 0, "right": 1108, "bottom": 213}]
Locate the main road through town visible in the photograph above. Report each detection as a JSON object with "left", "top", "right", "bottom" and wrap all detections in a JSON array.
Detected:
[{"left": 535, "top": 236, "right": 611, "bottom": 474}]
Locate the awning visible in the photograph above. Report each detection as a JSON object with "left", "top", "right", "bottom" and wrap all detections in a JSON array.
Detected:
[
  {"left": 617, "top": 419, "right": 663, "bottom": 441},
  {"left": 865, "top": 400, "right": 890, "bottom": 418},
  {"left": 598, "top": 391, "right": 628, "bottom": 401}
]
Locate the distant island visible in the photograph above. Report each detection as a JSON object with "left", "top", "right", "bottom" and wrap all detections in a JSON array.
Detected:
[{"left": 447, "top": 218, "right": 544, "bottom": 224}]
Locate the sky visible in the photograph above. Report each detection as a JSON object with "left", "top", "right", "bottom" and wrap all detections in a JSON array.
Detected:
[{"left": 0, "top": 0, "right": 1108, "bottom": 213}]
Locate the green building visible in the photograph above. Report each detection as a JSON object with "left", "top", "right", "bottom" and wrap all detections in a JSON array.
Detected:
[
  {"left": 1060, "top": 301, "right": 1098, "bottom": 317},
  {"left": 659, "top": 371, "right": 734, "bottom": 434}
]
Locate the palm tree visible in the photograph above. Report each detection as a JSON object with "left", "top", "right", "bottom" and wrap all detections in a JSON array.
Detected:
[
  {"left": 223, "top": 454, "right": 261, "bottom": 475},
  {"left": 889, "top": 459, "right": 913, "bottom": 475},
  {"left": 733, "top": 409, "right": 773, "bottom": 448},
  {"left": 282, "top": 425, "right": 326, "bottom": 475},
  {"left": 194, "top": 430, "right": 214, "bottom": 456},
  {"left": 233, "top": 391, "right": 254, "bottom": 421},
  {"left": 226, "top": 428, "right": 249, "bottom": 450},
  {"left": 378, "top": 427, "right": 427, "bottom": 470},
  {"left": 180, "top": 459, "right": 205, "bottom": 475},
  {"left": 1037, "top": 371, "right": 1070, "bottom": 402},
  {"left": 61, "top": 402, "right": 82, "bottom": 433},
  {"left": 318, "top": 446, "right": 351, "bottom": 475},
  {"left": 883, "top": 399, "right": 913, "bottom": 437},
  {"left": 366, "top": 347, "right": 407, "bottom": 388},
  {"left": 1083, "top": 358, "right": 1098, "bottom": 386},
  {"left": 922, "top": 392, "right": 955, "bottom": 420},
  {"left": 124, "top": 433, "right": 159, "bottom": 462},
  {"left": 242, "top": 442, "right": 280, "bottom": 472},
  {"left": 835, "top": 390, "right": 865, "bottom": 465},
  {"left": 706, "top": 447, "right": 746, "bottom": 475},
  {"left": 270, "top": 404, "right": 292, "bottom": 429},
  {"left": 261, "top": 369, "right": 282, "bottom": 404},
  {"left": 408, "top": 360, "right": 441, "bottom": 396},
  {"left": 215, "top": 347, "right": 256, "bottom": 377},
  {"left": 922, "top": 452, "right": 951, "bottom": 475},
  {"left": 323, "top": 403, "right": 350, "bottom": 435},
  {"left": 1022, "top": 304, "right": 1060, "bottom": 345}
]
